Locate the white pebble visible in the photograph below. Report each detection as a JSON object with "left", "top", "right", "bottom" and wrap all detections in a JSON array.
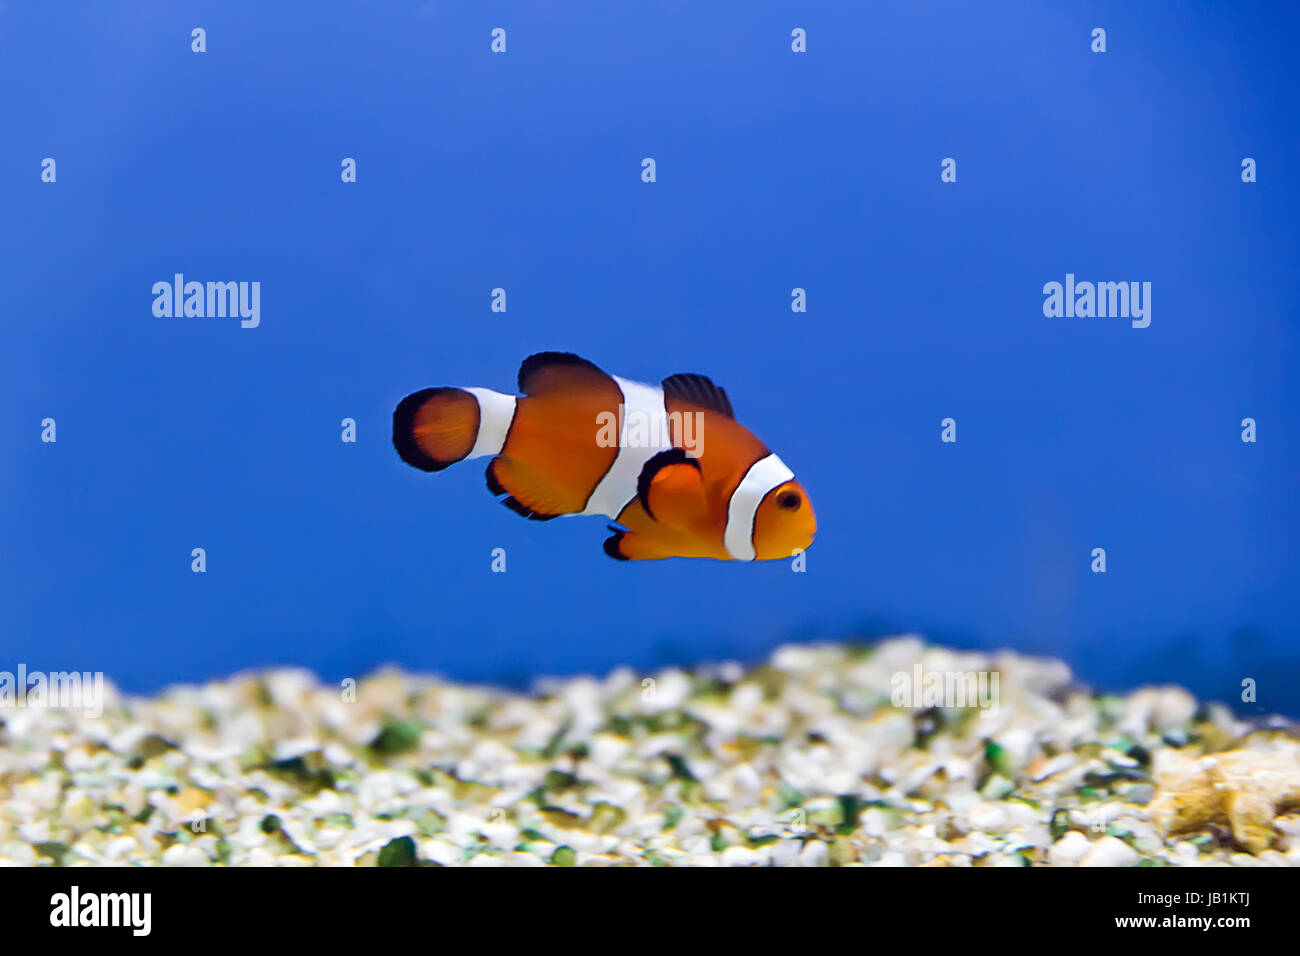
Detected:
[
  {"left": 721, "top": 846, "right": 763, "bottom": 866},
  {"left": 796, "top": 841, "right": 829, "bottom": 866},
  {"left": 1048, "top": 831, "right": 1091, "bottom": 866},
  {"left": 161, "top": 843, "right": 210, "bottom": 866},
  {"left": 967, "top": 803, "right": 1008, "bottom": 832},
  {"left": 1079, "top": 836, "right": 1139, "bottom": 867}
]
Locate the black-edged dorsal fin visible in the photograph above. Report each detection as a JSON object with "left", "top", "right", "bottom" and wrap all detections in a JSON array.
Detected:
[
  {"left": 662, "top": 373, "right": 734, "bottom": 419},
  {"left": 517, "top": 352, "right": 608, "bottom": 395}
]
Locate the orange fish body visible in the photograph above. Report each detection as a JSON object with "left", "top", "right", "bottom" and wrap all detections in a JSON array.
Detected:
[{"left": 393, "top": 352, "right": 815, "bottom": 561}]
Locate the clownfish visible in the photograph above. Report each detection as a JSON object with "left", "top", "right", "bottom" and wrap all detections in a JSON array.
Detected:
[{"left": 392, "top": 352, "right": 815, "bottom": 561}]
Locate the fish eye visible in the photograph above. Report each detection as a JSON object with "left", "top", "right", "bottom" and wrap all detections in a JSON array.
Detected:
[{"left": 777, "top": 491, "right": 801, "bottom": 511}]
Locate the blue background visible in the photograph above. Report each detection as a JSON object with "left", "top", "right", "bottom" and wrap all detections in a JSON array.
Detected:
[{"left": 2, "top": 2, "right": 1296, "bottom": 713}]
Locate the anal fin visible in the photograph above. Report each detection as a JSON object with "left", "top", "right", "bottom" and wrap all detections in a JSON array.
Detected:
[
  {"left": 603, "top": 527, "right": 678, "bottom": 561},
  {"left": 486, "top": 457, "right": 565, "bottom": 521}
]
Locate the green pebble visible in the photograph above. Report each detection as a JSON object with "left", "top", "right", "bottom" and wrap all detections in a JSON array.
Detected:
[
  {"left": 377, "top": 835, "right": 419, "bottom": 867},
  {"left": 36, "top": 842, "right": 70, "bottom": 866},
  {"left": 550, "top": 845, "right": 576, "bottom": 867}
]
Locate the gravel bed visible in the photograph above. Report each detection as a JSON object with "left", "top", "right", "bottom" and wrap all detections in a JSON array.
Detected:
[{"left": 2, "top": 637, "right": 1298, "bottom": 866}]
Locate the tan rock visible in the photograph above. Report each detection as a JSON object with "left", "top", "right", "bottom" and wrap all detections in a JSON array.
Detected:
[
  {"left": 176, "top": 787, "right": 211, "bottom": 815},
  {"left": 1149, "top": 746, "right": 1300, "bottom": 853}
]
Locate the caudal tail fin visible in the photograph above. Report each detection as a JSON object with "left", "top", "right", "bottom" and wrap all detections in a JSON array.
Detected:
[{"left": 392, "top": 386, "right": 516, "bottom": 472}]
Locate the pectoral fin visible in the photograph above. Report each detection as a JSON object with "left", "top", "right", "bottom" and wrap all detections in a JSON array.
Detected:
[{"left": 636, "top": 449, "right": 706, "bottom": 525}]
